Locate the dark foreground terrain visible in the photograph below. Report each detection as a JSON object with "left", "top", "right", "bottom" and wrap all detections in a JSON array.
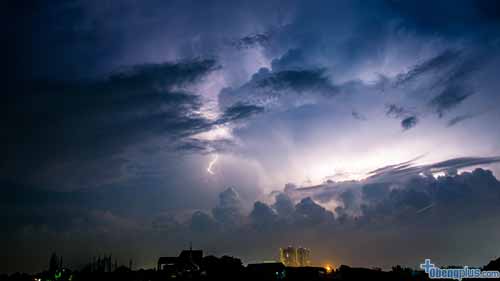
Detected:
[{"left": 2, "top": 255, "right": 500, "bottom": 281}]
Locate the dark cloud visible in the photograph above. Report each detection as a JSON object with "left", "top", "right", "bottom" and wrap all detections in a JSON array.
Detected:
[
  {"left": 385, "top": 104, "right": 411, "bottom": 119},
  {"left": 256, "top": 69, "right": 337, "bottom": 94},
  {"left": 385, "top": 104, "right": 419, "bottom": 130},
  {"left": 365, "top": 156, "right": 500, "bottom": 185},
  {"left": 270, "top": 49, "right": 315, "bottom": 72},
  {"left": 294, "top": 197, "right": 334, "bottom": 225},
  {"left": 1, "top": 59, "right": 219, "bottom": 186},
  {"left": 212, "top": 187, "right": 244, "bottom": 228},
  {"left": 425, "top": 156, "right": 500, "bottom": 171},
  {"left": 249, "top": 201, "right": 278, "bottom": 228},
  {"left": 390, "top": 47, "right": 489, "bottom": 123},
  {"left": 447, "top": 113, "right": 477, "bottom": 127},
  {"left": 429, "top": 85, "right": 474, "bottom": 117},
  {"left": 217, "top": 103, "right": 265, "bottom": 124},
  {"left": 401, "top": 116, "right": 418, "bottom": 130},
  {"left": 3, "top": 0, "right": 289, "bottom": 81},
  {"left": 272, "top": 193, "right": 295, "bottom": 218},
  {"left": 351, "top": 111, "right": 366, "bottom": 121},
  {"left": 230, "top": 32, "right": 271, "bottom": 49},
  {"left": 368, "top": 155, "right": 425, "bottom": 176},
  {"left": 395, "top": 49, "right": 462, "bottom": 86},
  {"left": 259, "top": 161, "right": 500, "bottom": 249},
  {"left": 281, "top": 156, "right": 500, "bottom": 214},
  {"left": 219, "top": 67, "right": 338, "bottom": 111},
  {"left": 184, "top": 163, "right": 500, "bottom": 267},
  {"left": 358, "top": 168, "right": 500, "bottom": 226}
]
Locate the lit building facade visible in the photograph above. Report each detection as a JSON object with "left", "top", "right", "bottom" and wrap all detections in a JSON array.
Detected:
[
  {"left": 280, "top": 246, "right": 297, "bottom": 266},
  {"left": 296, "top": 247, "right": 311, "bottom": 267},
  {"left": 280, "top": 246, "right": 311, "bottom": 267}
]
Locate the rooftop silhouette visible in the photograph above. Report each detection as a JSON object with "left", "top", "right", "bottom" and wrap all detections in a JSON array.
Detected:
[{"left": 2, "top": 249, "right": 500, "bottom": 281}]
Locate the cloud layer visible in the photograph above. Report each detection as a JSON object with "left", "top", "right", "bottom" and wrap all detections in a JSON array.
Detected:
[{"left": 2, "top": 0, "right": 500, "bottom": 274}]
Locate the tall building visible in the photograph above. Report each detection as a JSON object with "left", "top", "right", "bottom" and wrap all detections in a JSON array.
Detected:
[
  {"left": 280, "top": 246, "right": 297, "bottom": 266},
  {"left": 296, "top": 247, "right": 311, "bottom": 267},
  {"left": 279, "top": 246, "right": 311, "bottom": 267},
  {"left": 49, "top": 252, "right": 62, "bottom": 272}
]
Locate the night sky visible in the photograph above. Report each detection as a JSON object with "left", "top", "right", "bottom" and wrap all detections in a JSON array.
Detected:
[{"left": 3, "top": 0, "right": 500, "bottom": 274}]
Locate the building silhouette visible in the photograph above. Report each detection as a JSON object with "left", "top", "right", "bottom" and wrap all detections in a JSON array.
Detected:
[
  {"left": 12, "top": 248, "right": 499, "bottom": 281},
  {"left": 49, "top": 252, "right": 63, "bottom": 273},
  {"left": 157, "top": 248, "right": 203, "bottom": 276}
]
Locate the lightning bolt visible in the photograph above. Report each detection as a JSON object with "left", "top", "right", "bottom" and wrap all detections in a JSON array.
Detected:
[{"left": 207, "top": 154, "right": 218, "bottom": 175}]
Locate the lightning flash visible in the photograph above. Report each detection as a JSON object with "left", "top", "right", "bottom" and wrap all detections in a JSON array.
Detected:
[{"left": 207, "top": 154, "right": 219, "bottom": 175}]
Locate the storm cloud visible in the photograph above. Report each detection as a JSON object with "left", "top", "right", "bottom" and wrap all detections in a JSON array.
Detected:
[{"left": 3, "top": 0, "right": 500, "bottom": 274}]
